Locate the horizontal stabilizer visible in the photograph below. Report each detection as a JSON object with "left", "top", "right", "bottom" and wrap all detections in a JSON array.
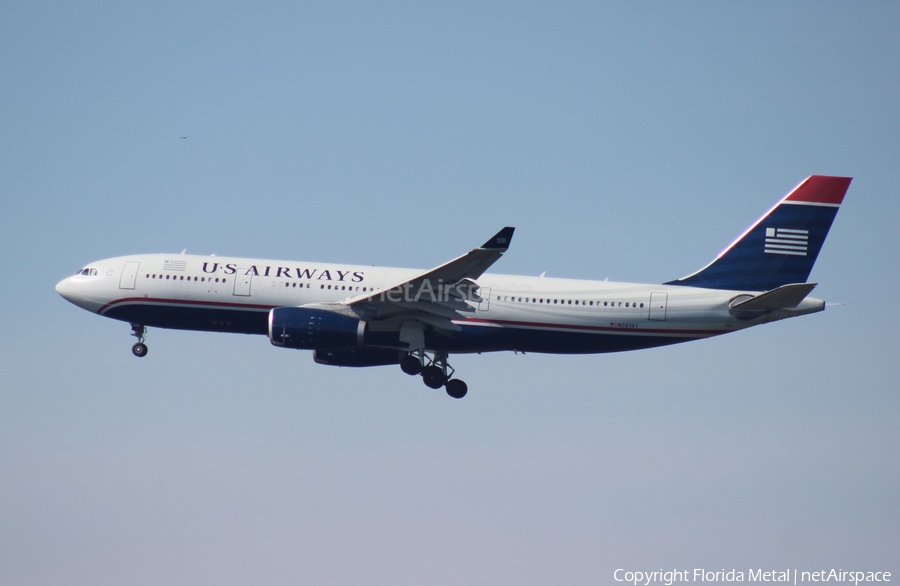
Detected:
[{"left": 729, "top": 283, "right": 817, "bottom": 319}]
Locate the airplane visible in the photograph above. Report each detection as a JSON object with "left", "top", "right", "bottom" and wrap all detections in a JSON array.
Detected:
[{"left": 56, "top": 175, "right": 851, "bottom": 399}]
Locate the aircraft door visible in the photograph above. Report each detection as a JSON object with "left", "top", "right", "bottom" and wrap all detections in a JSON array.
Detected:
[
  {"left": 119, "top": 262, "right": 140, "bottom": 290},
  {"left": 649, "top": 292, "right": 668, "bottom": 321},
  {"left": 233, "top": 268, "right": 252, "bottom": 296},
  {"left": 478, "top": 287, "right": 491, "bottom": 311}
]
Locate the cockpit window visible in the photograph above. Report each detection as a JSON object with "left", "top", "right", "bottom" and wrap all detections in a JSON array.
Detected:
[{"left": 78, "top": 268, "right": 98, "bottom": 276}]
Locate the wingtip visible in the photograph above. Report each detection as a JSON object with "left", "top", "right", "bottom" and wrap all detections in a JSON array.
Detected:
[{"left": 481, "top": 227, "right": 515, "bottom": 250}]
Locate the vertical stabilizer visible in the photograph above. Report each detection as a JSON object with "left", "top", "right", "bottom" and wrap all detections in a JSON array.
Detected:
[{"left": 666, "top": 175, "right": 851, "bottom": 291}]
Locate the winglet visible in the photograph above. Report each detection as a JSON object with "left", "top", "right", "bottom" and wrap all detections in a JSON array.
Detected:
[{"left": 481, "top": 227, "right": 515, "bottom": 250}]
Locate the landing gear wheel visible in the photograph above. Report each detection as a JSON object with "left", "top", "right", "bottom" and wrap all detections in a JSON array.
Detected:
[
  {"left": 400, "top": 354, "right": 422, "bottom": 376},
  {"left": 445, "top": 379, "right": 468, "bottom": 399},
  {"left": 422, "top": 365, "right": 447, "bottom": 389},
  {"left": 130, "top": 324, "right": 148, "bottom": 357}
]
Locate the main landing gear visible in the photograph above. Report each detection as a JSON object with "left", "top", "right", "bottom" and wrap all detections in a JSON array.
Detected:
[
  {"left": 130, "top": 324, "right": 148, "bottom": 357},
  {"left": 401, "top": 350, "right": 468, "bottom": 399}
]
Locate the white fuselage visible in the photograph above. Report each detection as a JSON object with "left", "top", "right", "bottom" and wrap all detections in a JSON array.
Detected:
[{"left": 55, "top": 253, "right": 825, "bottom": 355}]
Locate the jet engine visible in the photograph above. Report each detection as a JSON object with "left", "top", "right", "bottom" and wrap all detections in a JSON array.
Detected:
[{"left": 269, "top": 307, "right": 364, "bottom": 349}]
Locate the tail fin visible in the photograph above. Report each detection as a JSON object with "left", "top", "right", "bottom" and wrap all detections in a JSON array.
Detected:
[{"left": 665, "top": 175, "right": 852, "bottom": 291}]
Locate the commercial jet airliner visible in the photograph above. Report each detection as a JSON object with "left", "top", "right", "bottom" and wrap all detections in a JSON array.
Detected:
[{"left": 56, "top": 175, "right": 851, "bottom": 399}]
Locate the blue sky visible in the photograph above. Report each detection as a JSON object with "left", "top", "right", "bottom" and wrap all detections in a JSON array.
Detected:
[{"left": 2, "top": 2, "right": 898, "bottom": 584}]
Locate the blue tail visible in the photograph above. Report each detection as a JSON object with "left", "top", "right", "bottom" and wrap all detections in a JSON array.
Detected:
[{"left": 666, "top": 176, "right": 851, "bottom": 291}]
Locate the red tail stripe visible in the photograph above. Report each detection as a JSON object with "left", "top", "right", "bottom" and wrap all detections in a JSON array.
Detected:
[{"left": 785, "top": 175, "right": 852, "bottom": 205}]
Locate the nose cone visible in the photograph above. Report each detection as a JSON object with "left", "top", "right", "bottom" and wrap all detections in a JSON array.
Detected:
[
  {"left": 56, "top": 277, "right": 74, "bottom": 303},
  {"left": 56, "top": 273, "right": 105, "bottom": 313}
]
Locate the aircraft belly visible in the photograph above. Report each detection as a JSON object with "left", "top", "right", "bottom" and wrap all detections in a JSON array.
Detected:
[
  {"left": 103, "top": 302, "right": 270, "bottom": 335},
  {"left": 421, "top": 322, "right": 705, "bottom": 354}
]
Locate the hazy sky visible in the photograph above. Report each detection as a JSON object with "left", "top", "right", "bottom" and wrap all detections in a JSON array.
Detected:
[{"left": 2, "top": 2, "right": 898, "bottom": 584}]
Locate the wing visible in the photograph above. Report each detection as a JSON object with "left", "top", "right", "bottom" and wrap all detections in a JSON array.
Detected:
[{"left": 304, "top": 227, "right": 514, "bottom": 334}]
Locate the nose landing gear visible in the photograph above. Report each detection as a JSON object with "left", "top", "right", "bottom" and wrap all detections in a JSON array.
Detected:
[
  {"left": 401, "top": 351, "right": 468, "bottom": 399},
  {"left": 131, "top": 324, "right": 148, "bottom": 357}
]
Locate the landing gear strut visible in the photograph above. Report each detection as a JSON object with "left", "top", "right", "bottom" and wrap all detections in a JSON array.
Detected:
[
  {"left": 401, "top": 350, "right": 468, "bottom": 399},
  {"left": 131, "top": 324, "right": 148, "bottom": 357}
]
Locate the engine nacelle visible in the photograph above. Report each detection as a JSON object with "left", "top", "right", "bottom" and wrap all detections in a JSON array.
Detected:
[
  {"left": 269, "top": 307, "right": 364, "bottom": 349},
  {"left": 314, "top": 347, "right": 403, "bottom": 367}
]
